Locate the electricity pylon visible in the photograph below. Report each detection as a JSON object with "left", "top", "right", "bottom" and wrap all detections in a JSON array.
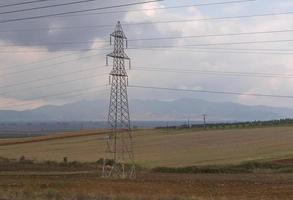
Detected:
[{"left": 102, "top": 21, "right": 135, "bottom": 179}]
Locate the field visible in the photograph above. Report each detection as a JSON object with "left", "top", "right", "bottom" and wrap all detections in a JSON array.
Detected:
[
  {"left": 0, "top": 126, "right": 293, "bottom": 200},
  {"left": 0, "top": 126, "right": 293, "bottom": 167},
  {"left": 0, "top": 172, "right": 293, "bottom": 200}
]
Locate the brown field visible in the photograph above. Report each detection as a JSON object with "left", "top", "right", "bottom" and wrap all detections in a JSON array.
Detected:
[
  {"left": 0, "top": 172, "right": 292, "bottom": 200},
  {"left": 1, "top": 126, "right": 293, "bottom": 199},
  {"left": 0, "top": 126, "right": 293, "bottom": 167}
]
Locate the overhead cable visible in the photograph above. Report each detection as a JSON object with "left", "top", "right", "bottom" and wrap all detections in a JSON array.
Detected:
[{"left": 129, "top": 85, "right": 293, "bottom": 99}]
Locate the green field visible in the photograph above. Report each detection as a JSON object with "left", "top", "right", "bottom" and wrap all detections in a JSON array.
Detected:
[{"left": 0, "top": 126, "right": 293, "bottom": 168}]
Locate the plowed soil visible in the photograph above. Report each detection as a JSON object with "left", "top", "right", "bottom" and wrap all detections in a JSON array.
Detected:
[{"left": 0, "top": 172, "right": 292, "bottom": 200}]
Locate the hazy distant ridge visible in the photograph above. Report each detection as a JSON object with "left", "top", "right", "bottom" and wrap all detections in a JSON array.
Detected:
[{"left": 0, "top": 98, "right": 292, "bottom": 121}]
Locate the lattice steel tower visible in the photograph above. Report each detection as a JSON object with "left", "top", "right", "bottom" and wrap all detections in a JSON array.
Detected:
[{"left": 102, "top": 21, "right": 135, "bottom": 178}]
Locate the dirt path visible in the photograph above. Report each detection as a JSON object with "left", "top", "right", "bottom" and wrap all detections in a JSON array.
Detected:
[{"left": 0, "top": 130, "right": 108, "bottom": 146}]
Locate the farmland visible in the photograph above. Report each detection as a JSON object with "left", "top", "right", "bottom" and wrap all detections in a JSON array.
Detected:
[
  {"left": 0, "top": 126, "right": 293, "bottom": 200},
  {"left": 0, "top": 126, "right": 293, "bottom": 167},
  {"left": 0, "top": 172, "right": 292, "bottom": 200}
]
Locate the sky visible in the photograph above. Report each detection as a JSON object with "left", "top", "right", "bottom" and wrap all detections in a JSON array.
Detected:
[{"left": 0, "top": 0, "right": 293, "bottom": 111}]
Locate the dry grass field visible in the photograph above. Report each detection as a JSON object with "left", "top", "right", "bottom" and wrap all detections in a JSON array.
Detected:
[
  {"left": 0, "top": 126, "right": 293, "bottom": 199},
  {"left": 0, "top": 126, "right": 293, "bottom": 167}
]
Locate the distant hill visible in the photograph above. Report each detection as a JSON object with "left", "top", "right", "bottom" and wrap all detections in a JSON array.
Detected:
[{"left": 0, "top": 98, "right": 292, "bottom": 122}]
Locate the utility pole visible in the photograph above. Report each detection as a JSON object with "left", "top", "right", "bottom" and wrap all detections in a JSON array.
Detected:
[
  {"left": 203, "top": 114, "right": 207, "bottom": 129},
  {"left": 166, "top": 121, "right": 169, "bottom": 132},
  {"left": 102, "top": 21, "right": 135, "bottom": 179}
]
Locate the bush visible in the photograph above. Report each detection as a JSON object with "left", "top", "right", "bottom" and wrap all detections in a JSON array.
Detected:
[
  {"left": 97, "top": 158, "right": 115, "bottom": 166},
  {"left": 152, "top": 161, "right": 293, "bottom": 174},
  {"left": 18, "top": 156, "right": 34, "bottom": 164}
]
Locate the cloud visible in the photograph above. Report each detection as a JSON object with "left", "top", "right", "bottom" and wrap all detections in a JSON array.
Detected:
[
  {"left": 0, "top": 0, "right": 131, "bottom": 51},
  {"left": 0, "top": 0, "right": 293, "bottom": 111},
  {"left": 0, "top": 96, "right": 46, "bottom": 111}
]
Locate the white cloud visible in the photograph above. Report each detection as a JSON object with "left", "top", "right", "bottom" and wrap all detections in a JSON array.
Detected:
[{"left": 1, "top": 0, "right": 293, "bottom": 111}]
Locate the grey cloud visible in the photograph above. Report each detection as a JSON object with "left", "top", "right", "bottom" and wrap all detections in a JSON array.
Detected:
[
  {"left": 1, "top": 0, "right": 293, "bottom": 110},
  {"left": 0, "top": 0, "right": 138, "bottom": 51}
]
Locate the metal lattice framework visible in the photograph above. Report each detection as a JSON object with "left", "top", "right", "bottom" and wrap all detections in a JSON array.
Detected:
[{"left": 102, "top": 21, "right": 135, "bottom": 179}]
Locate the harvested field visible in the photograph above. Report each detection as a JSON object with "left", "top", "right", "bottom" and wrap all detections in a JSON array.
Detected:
[
  {"left": 0, "top": 126, "right": 293, "bottom": 167},
  {"left": 0, "top": 172, "right": 292, "bottom": 200},
  {"left": 0, "top": 127, "right": 293, "bottom": 200}
]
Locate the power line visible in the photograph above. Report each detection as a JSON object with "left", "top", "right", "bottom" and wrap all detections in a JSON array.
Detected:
[
  {"left": 0, "top": 40, "right": 100, "bottom": 48},
  {"left": 129, "top": 85, "right": 293, "bottom": 99},
  {"left": 3, "top": 65, "right": 293, "bottom": 99},
  {"left": 0, "top": 0, "right": 163, "bottom": 24},
  {"left": 0, "top": 86, "right": 109, "bottom": 109},
  {"left": 0, "top": 8, "right": 293, "bottom": 32},
  {"left": 1, "top": 38, "right": 293, "bottom": 54},
  {"left": 133, "top": 47, "right": 293, "bottom": 55},
  {"left": 0, "top": 0, "right": 58, "bottom": 9},
  {"left": 0, "top": 65, "right": 108, "bottom": 90},
  {"left": 0, "top": 48, "right": 292, "bottom": 56},
  {"left": 0, "top": 84, "right": 109, "bottom": 108},
  {"left": 0, "top": 47, "right": 111, "bottom": 53},
  {"left": 0, "top": 0, "right": 100, "bottom": 15},
  {"left": 0, "top": 52, "right": 105, "bottom": 77},
  {"left": 137, "top": 46, "right": 293, "bottom": 55},
  {"left": 4, "top": 67, "right": 293, "bottom": 105},
  {"left": 130, "top": 39, "right": 293, "bottom": 48},
  {"left": 38, "top": 0, "right": 257, "bottom": 18},
  {"left": 0, "top": 63, "right": 293, "bottom": 95},
  {"left": 0, "top": 72, "right": 108, "bottom": 97},
  {"left": 2, "top": 28, "right": 293, "bottom": 48},
  {"left": 129, "top": 29, "right": 293, "bottom": 42},
  {"left": 0, "top": 49, "right": 107, "bottom": 72},
  {"left": 123, "top": 11, "right": 293, "bottom": 26},
  {"left": 132, "top": 67, "right": 293, "bottom": 79},
  {"left": 4, "top": 80, "right": 293, "bottom": 109},
  {"left": 0, "top": 10, "right": 292, "bottom": 31},
  {"left": 169, "top": 47, "right": 293, "bottom": 52},
  {"left": 0, "top": 52, "right": 77, "bottom": 71}
]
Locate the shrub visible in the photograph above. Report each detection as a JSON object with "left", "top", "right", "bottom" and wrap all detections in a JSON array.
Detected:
[{"left": 152, "top": 161, "right": 293, "bottom": 174}]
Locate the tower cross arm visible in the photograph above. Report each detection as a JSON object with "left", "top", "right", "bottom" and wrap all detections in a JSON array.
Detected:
[{"left": 107, "top": 52, "right": 130, "bottom": 60}]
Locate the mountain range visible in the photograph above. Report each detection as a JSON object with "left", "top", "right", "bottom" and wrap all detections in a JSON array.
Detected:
[{"left": 0, "top": 98, "right": 292, "bottom": 122}]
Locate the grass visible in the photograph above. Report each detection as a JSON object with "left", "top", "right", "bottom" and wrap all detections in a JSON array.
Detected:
[
  {"left": 1, "top": 127, "right": 293, "bottom": 200},
  {"left": 0, "top": 155, "right": 292, "bottom": 200},
  {"left": 0, "top": 155, "right": 101, "bottom": 173},
  {"left": 152, "top": 160, "right": 293, "bottom": 174},
  {"left": 0, "top": 126, "right": 293, "bottom": 167},
  {"left": 1, "top": 155, "right": 292, "bottom": 175},
  {"left": 0, "top": 190, "right": 197, "bottom": 200}
]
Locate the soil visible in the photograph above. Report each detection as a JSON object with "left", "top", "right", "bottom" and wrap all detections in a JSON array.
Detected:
[{"left": 0, "top": 171, "right": 292, "bottom": 200}]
